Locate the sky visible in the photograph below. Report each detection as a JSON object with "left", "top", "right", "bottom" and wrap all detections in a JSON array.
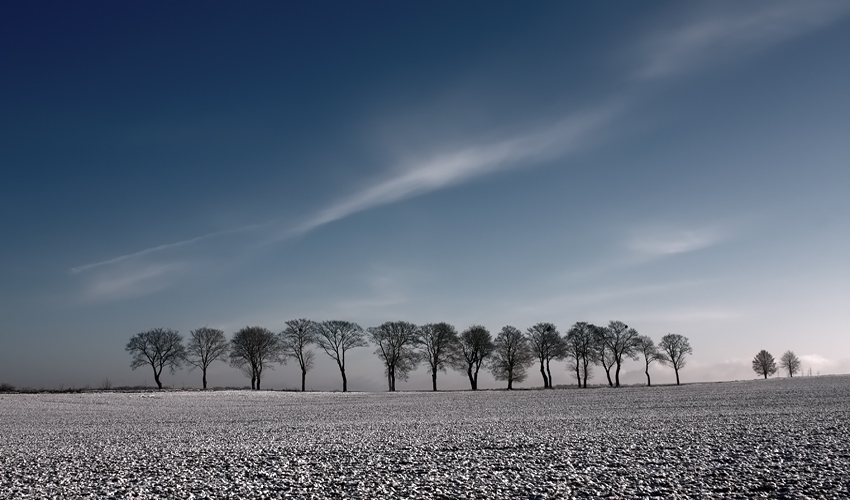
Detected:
[{"left": 1, "top": 1, "right": 848, "bottom": 391}]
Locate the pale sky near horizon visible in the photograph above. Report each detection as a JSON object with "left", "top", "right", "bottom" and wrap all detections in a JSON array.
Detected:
[{"left": 1, "top": 1, "right": 848, "bottom": 391}]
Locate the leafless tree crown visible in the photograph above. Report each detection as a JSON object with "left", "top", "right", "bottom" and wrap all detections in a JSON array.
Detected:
[
  {"left": 314, "top": 320, "right": 366, "bottom": 392},
  {"left": 126, "top": 327, "right": 186, "bottom": 389},
  {"left": 526, "top": 322, "right": 565, "bottom": 389},
  {"left": 752, "top": 349, "right": 778, "bottom": 379},
  {"left": 418, "top": 322, "right": 460, "bottom": 391},
  {"left": 779, "top": 350, "right": 801, "bottom": 378},
  {"left": 489, "top": 325, "right": 535, "bottom": 389},
  {"left": 659, "top": 333, "right": 693, "bottom": 385},
  {"left": 185, "top": 326, "right": 229, "bottom": 389},
  {"left": 367, "top": 321, "right": 421, "bottom": 391},
  {"left": 452, "top": 325, "right": 495, "bottom": 391},
  {"left": 229, "top": 326, "right": 284, "bottom": 390},
  {"left": 565, "top": 322, "right": 596, "bottom": 388},
  {"left": 280, "top": 319, "right": 318, "bottom": 391}
]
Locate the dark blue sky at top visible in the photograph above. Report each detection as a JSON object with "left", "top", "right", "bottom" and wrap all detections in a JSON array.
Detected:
[{"left": 1, "top": 1, "right": 848, "bottom": 390}]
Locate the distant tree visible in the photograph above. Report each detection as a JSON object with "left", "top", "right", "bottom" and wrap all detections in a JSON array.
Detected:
[
  {"left": 185, "top": 327, "right": 230, "bottom": 389},
  {"left": 229, "top": 326, "right": 284, "bottom": 390},
  {"left": 126, "top": 328, "right": 186, "bottom": 389},
  {"left": 367, "top": 321, "right": 421, "bottom": 392},
  {"left": 565, "top": 322, "right": 596, "bottom": 388},
  {"left": 659, "top": 333, "right": 693, "bottom": 385},
  {"left": 752, "top": 349, "right": 778, "bottom": 379},
  {"left": 451, "top": 325, "right": 495, "bottom": 390},
  {"left": 280, "top": 319, "right": 317, "bottom": 392},
  {"left": 592, "top": 325, "right": 616, "bottom": 387},
  {"left": 489, "top": 325, "right": 535, "bottom": 389},
  {"left": 315, "top": 320, "right": 366, "bottom": 392},
  {"left": 600, "top": 321, "right": 641, "bottom": 387},
  {"left": 418, "top": 322, "right": 460, "bottom": 391},
  {"left": 778, "top": 350, "right": 801, "bottom": 378},
  {"left": 634, "top": 335, "right": 664, "bottom": 387},
  {"left": 526, "top": 323, "right": 566, "bottom": 388}
]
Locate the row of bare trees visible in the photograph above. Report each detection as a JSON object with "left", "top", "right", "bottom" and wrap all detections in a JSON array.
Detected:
[
  {"left": 126, "top": 320, "right": 693, "bottom": 391},
  {"left": 752, "top": 350, "right": 802, "bottom": 379}
]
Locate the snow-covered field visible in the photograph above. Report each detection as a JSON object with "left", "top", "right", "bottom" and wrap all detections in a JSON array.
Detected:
[{"left": 1, "top": 376, "right": 849, "bottom": 499}]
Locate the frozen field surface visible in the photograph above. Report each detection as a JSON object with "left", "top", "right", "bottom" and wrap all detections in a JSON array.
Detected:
[{"left": 1, "top": 376, "right": 849, "bottom": 499}]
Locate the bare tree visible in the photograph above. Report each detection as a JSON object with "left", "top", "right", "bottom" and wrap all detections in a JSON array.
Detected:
[
  {"left": 600, "top": 321, "right": 640, "bottom": 387},
  {"left": 779, "top": 350, "right": 801, "bottom": 378},
  {"left": 126, "top": 327, "right": 186, "bottom": 389},
  {"left": 451, "top": 325, "right": 495, "bottom": 390},
  {"left": 659, "top": 333, "right": 693, "bottom": 385},
  {"left": 635, "top": 335, "right": 663, "bottom": 387},
  {"left": 593, "top": 325, "right": 616, "bottom": 387},
  {"left": 229, "top": 326, "right": 284, "bottom": 390},
  {"left": 185, "top": 327, "right": 229, "bottom": 389},
  {"left": 280, "top": 319, "right": 317, "bottom": 392},
  {"left": 565, "top": 322, "right": 596, "bottom": 388},
  {"left": 752, "top": 349, "right": 777, "bottom": 379},
  {"left": 489, "top": 325, "right": 534, "bottom": 389},
  {"left": 367, "top": 321, "right": 421, "bottom": 392},
  {"left": 315, "top": 320, "right": 366, "bottom": 392},
  {"left": 526, "top": 323, "right": 565, "bottom": 388},
  {"left": 419, "top": 322, "right": 460, "bottom": 391}
]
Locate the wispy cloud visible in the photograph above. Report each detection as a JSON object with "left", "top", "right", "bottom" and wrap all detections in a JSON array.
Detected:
[
  {"left": 81, "top": 262, "right": 189, "bottom": 302},
  {"left": 70, "top": 223, "right": 266, "bottom": 275},
  {"left": 635, "top": 0, "right": 850, "bottom": 80},
  {"left": 628, "top": 227, "right": 725, "bottom": 256},
  {"left": 291, "top": 104, "right": 622, "bottom": 235}
]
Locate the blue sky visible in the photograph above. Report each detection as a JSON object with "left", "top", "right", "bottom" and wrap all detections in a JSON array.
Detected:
[{"left": 1, "top": 1, "right": 848, "bottom": 390}]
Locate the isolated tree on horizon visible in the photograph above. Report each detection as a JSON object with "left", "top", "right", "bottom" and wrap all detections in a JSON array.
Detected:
[
  {"left": 526, "top": 322, "right": 565, "bottom": 388},
  {"left": 280, "top": 319, "right": 317, "bottom": 392},
  {"left": 752, "top": 349, "right": 778, "bottom": 379},
  {"left": 184, "top": 326, "right": 229, "bottom": 389},
  {"left": 418, "top": 322, "right": 460, "bottom": 391},
  {"left": 126, "top": 327, "right": 186, "bottom": 390},
  {"left": 368, "top": 321, "right": 421, "bottom": 392},
  {"left": 565, "top": 322, "right": 596, "bottom": 388},
  {"left": 635, "top": 335, "right": 664, "bottom": 387},
  {"left": 779, "top": 350, "right": 801, "bottom": 378},
  {"left": 659, "top": 333, "right": 693, "bottom": 385},
  {"left": 229, "top": 326, "right": 283, "bottom": 390},
  {"left": 489, "top": 325, "right": 535, "bottom": 390},
  {"left": 315, "top": 320, "right": 366, "bottom": 392},
  {"left": 451, "top": 325, "right": 495, "bottom": 391}
]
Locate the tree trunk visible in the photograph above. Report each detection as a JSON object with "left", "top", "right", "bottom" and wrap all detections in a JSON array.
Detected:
[
  {"left": 467, "top": 365, "right": 476, "bottom": 390},
  {"left": 256, "top": 373, "right": 261, "bottom": 390},
  {"left": 582, "top": 361, "right": 589, "bottom": 389},
  {"left": 575, "top": 364, "right": 581, "bottom": 388},
  {"left": 614, "top": 361, "right": 621, "bottom": 387},
  {"left": 675, "top": 367, "right": 681, "bottom": 385},
  {"left": 539, "top": 362, "right": 549, "bottom": 389},
  {"left": 341, "top": 367, "right": 348, "bottom": 392},
  {"left": 153, "top": 366, "right": 163, "bottom": 389},
  {"left": 546, "top": 359, "right": 553, "bottom": 389},
  {"left": 645, "top": 368, "right": 651, "bottom": 387},
  {"left": 604, "top": 366, "right": 613, "bottom": 387},
  {"left": 432, "top": 372, "right": 438, "bottom": 392},
  {"left": 202, "top": 369, "right": 208, "bottom": 390},
  {"left": 763, "top": 372, "right": 767, "bottom": 380}
]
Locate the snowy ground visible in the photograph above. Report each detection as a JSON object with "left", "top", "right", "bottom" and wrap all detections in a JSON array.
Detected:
[{"left": 1, "top": 376, "right": 849, "bottom": 499}]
